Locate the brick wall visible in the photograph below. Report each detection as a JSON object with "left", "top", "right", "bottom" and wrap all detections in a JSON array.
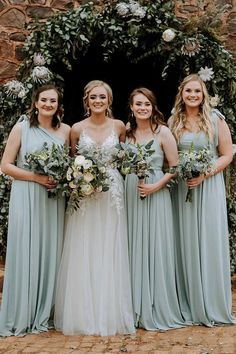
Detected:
[{"left": 0, "top": 0, "right": 235, "bottom": 83}]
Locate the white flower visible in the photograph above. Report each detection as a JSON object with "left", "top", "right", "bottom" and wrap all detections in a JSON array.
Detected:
[
  {"left": 81, "top": 183, "right": 94, "bottom": 196},
  {"left": 74, "top": 155, "right": 86, "bottom": 167},
  {"left": 4, "top": 80, "right": 26, "bottom": 97},
  {"left": 132, "top": 7, "right": 146, "bottom": 18},
  {"left": 162, "top": 29, "right": 176, "bottom": 42},
  {"left": 31, "top": 66, "right": 52, "bottom": 83},
  {"left": 83, "top": 172, "right": 95, "bottom": 182},
  {"left": 69, "top": 180, "right": 77, "bottom": 189},
  {"left": 66, "top": 167, "right": 73, "bottom": 181},
  {"left": 18, "top": 89, "right": 27, "bottom": 98},
  {"left": 96, "top": 185, "right": 103, "bottom": 193},
  {"left": 72, "top": 170, "right": 83, "bottom": 178},
  {"left": 209, "top": 94, "right": 220, "bottom": 107},
  {"left": 33, "top": 53, "right": 46, "bottom": 66},
  {"left": 83, "top": 159, "right": 93, "bottom": 169},
  {"left": 198, "top": 66, "right": 214, "bottom": 82},
  {"left": 99, "top": 166, "right": 106, "bottom": 174},
  {"left": 129, "top": 1, "right": 146, "bottom": 18},
  {"left": 116, "top": 3, "right": 129, "bottom": 17}
]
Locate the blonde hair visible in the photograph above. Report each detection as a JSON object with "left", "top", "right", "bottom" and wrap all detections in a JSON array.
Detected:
[
  {"left": 169, "top": 74, "right": 213, "bottom": 142},
  {"left": 83, "top": 80, "right": 113, "bottom": 118}
]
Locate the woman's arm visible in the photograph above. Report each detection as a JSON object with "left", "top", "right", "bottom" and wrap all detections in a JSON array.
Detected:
[
  {"left": 1, "top": 123, "right": 55, "bottom": 189},
  {"left": 70, "top": 122, "right": 81, "bottom": 156},
  {"left": 213, "top": 118, "right": 233, "bottom": 172},
  {"left": 116, "top": 120, "right": 126, "bottom": 143},
  {"left": 187, "top": 119, "right": 233, "bottom": 188}
]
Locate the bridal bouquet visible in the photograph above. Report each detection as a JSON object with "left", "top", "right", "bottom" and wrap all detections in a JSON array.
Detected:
[
  {"left": 24, "top": 142, "right": 71, "bottom": 198},
  {"left": 176, "top": 143, "right": 215, "bottom": 202},
  {"left": 66, "top": 147, "right": 110, "bottom": 213},
  {"left": 112, "top": 139, "right": 155, "bottom": 199}
]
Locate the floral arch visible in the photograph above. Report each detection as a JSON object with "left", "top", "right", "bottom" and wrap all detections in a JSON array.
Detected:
[{"left": 0, "top": 0, "right": 236, "bottom": 266}]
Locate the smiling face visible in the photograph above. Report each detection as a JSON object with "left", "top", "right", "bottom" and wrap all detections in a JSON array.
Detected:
[
  {"left": 182, "top": 80, "right": 203, "bottom": 109},
  {"left": 35, "top": 89, "right": 58, "bottom": 118},
  {"left": 88, "top": 86, "right": 109, "bottom": 115},
  {"left": 131, "top": 93, "right": 153, "bottom": 121}
]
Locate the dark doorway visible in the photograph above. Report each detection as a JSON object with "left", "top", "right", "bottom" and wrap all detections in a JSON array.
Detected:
[{"left": 58, "top": 47, "right": 180, "bottom": 126}]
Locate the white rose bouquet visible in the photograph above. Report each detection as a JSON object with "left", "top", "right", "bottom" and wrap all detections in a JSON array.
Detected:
[
  {"left": 66, "top": 148, "right": 110, "bottom": 213},
  {"left": 24, "top": 142, "right": 70, "bottom": 198}
]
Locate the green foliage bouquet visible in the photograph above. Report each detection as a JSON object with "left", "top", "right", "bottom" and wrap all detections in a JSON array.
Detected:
[
  {"left": 66, "top": 147, "right": 110, "bottom": 213},
  {"left": 112, "top": 139, "right": 155, "bottom": 199},
  {"left": 24, "top": 142, "right": 71, "bottom": 198},
  {"left": 112, "top": 139, "right": 155, "bottom": 178},
  {"left": 176, "top": 143, "right": 215, "bottom": 202}
]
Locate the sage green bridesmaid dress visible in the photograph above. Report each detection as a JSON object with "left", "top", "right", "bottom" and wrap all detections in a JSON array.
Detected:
[
  {"left": 171, "top": 110, "right": 236, "bottom": 326},
  {"left": 125, "top": 134, "right": 186, "bottom": 330},
  {"left": 0, "top": 117, "right": 65, "bottom": 336}
]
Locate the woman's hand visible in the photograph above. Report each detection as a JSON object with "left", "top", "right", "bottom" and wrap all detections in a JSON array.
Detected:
[
  {"left": 34, "top": 174, "right": 57, "bottom": 190},
  {"left": 187, "top": 175, "right": 205, "bottom": 188},
  {"left": 138, "top": 181, "right": 158, "bottom": 198}
]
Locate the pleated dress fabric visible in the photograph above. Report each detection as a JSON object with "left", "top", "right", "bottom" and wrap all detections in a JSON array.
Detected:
[
  {"left": 125, "top": 135, "right": 186, "bottom": 330},
  {"left": 54, "top": 129, "right": 135, "bottom": 336},
  {"left": 171, "top": 111, "right": 236, "bottom": 326},
  {"left": 0, "top": 118, "right": 65, "bottom": 336}
]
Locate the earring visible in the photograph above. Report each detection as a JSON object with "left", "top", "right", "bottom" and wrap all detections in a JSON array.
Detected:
[
  {"left": 35, "top": 108, "right": 38, "bottom": 115},
  {"left": 85, "top": 108, "right": 91, "bottom": 117}
]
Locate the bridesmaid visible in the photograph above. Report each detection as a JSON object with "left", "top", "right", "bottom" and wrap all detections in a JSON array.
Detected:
[
  {"left": 125, "top": 87, "right": 186, "bottom": 330},
  {"left": 0, "top": 84, "right": 70, "bottom": 336},
  {"left": 168, "top": 74, "right": 236, "bottom": 326}
]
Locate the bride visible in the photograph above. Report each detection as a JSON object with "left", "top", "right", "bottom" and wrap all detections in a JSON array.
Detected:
[{"left": 54, "top": 80, "right": 135, "bottom": 336}]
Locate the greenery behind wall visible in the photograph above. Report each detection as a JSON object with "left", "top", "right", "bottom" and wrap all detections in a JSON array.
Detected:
[{"left": 0, "top": 0, "right": 235, "bottom": 271}]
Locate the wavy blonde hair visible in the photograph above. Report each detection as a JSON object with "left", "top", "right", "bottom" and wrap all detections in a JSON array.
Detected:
[
  {"left": 83, "top": 80, "right": 113, "bottom": 118},
  {"left": 169, "top": 74, "right": 213, "bottom": 142}
]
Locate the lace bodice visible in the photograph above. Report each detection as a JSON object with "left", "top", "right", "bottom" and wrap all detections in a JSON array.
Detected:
[
  {"left": 78, "top": 129, "right": 119, "bottom": 164},
  {"left": 76, "top": 128, "right": 123, "bottom": 214}
]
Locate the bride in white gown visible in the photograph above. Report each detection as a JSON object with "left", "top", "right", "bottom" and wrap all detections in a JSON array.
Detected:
[{"left": 54, "top": 80, "right": 135, "bottom": 336}]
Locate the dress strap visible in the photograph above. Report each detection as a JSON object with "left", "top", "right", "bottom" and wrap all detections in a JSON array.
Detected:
[{"left": 211, "top": 109, "right": 225, "bottom": 148}]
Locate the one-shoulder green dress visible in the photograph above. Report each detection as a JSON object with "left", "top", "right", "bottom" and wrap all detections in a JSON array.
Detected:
[
  {"left": 171, "top": 111, "right": 236, "bottom": 326},
  {"left": 0, "top": 118, "right": 66, "bottom": 336}
]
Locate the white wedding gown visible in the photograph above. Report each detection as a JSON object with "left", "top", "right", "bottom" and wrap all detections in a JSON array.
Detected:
[{"left": 54, "top": 128, "right": 135, "bottom": 336}]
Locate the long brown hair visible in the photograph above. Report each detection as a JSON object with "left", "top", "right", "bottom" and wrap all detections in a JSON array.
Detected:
[
  {"left": 28, "top": 84, "right": 64, "bottom": 128},
  {"left": 169, "top": 74, "right": 213, "bottom": 142},
  {"left": 127, "top": 87, "right": 165, "bottom": 142}
]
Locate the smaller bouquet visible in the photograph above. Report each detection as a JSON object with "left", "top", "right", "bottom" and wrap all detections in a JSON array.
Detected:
[
  {"left": 112, "top": 140, "right": 155, "bottom": 199},
  {"left": 176, "top": 143, "right": 215, "bottom": 202},
  {"left": 24, "top": 142, "right": 71, "bottom": 198},
  {"left": 66, "top": 148, "right": 110, "bottom": 213}
]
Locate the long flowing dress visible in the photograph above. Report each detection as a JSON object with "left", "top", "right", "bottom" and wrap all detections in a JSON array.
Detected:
[
  {"left": 54, "top": 128, "right": 135, "bottom": 336},
  {"left": 125, "top": 134, "right": 186, "bottom": 330},
  {"left": 172, "top": 110, "right": 236, "bottom": 326},
  {"left": 0, "top": 118, "right": 66, "bottom": 336}
]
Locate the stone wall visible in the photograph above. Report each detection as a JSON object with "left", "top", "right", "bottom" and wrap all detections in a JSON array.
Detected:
[{"left": 0, "top": 0, "right": 235, "bottom": 83}]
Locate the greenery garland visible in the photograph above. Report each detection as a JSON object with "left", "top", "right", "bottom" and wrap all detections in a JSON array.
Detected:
[{"left": 0, "top": 0, "right": 235, "bottom": 269}]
